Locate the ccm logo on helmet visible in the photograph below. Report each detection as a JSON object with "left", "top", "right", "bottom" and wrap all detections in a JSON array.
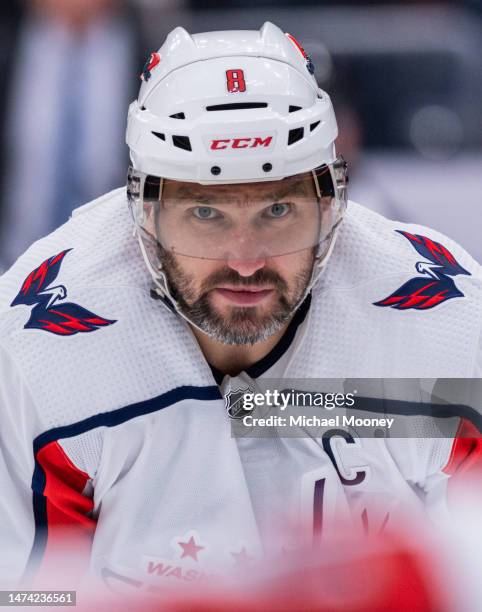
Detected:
[{"left": 210, "top": 136, "right": 273, "bottom": 150}]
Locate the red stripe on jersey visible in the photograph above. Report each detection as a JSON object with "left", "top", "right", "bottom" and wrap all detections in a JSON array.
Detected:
[
  {"left": 443, "top": 418, "right": 482, "bottom": 481},
  {"left": 33, "top": 441, "right": 96, "bottom": 587}
]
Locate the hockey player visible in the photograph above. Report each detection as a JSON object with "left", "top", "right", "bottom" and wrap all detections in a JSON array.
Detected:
[{"left": 0, "top": 23, "right": 481, "bottom": 593}]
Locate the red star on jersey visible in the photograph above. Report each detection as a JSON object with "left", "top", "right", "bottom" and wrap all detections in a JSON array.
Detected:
[
  {"left": 231, "top": 547, "right": 253, "bottom": 567},
  {"left": 178, "top": 536, "right": 204, "bottom": 562}
]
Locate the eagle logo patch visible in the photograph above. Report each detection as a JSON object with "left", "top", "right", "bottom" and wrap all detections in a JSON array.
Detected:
[
  {"left": 374, "top": 231, "right": 471, "bottom": 310},
  {"left": 11, "top": 250, "right": 116, "bottom": 335}
]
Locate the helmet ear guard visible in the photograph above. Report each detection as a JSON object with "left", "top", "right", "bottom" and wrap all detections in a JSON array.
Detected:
[{"left": 324, "top": 157, "right": 349, "bottom": 199}]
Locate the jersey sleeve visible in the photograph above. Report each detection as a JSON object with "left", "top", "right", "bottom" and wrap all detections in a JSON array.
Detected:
[
  {"left": 439, "top": 325, "right": 482, "bottom": 485},
  {"left": 0, "top": 345, "right": 97, "bottom": 589},
  {"left": 441, "top": 419, "right": 482, "bottom": 484},
  {"left": 421, "top": 417, "right": 482, "bottom": 523}
]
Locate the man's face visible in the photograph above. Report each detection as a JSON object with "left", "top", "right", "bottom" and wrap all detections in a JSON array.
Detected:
[{"left": 152, "top": 177, "right": 320, "bottom": 345}]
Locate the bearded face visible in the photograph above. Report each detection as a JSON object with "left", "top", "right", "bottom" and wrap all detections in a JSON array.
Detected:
[
  {"left": 159, "top": 246, "right": 316, "bottom": 345},
  {"left": 139, "top": 175, "right": 325, "bottom": 345}
]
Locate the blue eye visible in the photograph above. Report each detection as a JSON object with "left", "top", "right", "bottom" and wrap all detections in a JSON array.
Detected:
[
  {"left": 193, "top": 206, "right": 219, "bottom": 219},
  {"left": 266, "top": 203, "right": 291, "bottom": 218}
]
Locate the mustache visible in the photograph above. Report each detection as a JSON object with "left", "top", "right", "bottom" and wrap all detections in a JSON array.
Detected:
[{"left": 200, "top": 267, "right": 288, "bottom": 294}]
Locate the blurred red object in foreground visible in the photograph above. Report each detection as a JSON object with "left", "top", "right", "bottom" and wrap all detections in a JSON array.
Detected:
[
  {"left": 76, "top": 530, "right": 448, "bottom": 612},
  {"left": 152, "top": 538, "right": 446, "bottom": 612}
]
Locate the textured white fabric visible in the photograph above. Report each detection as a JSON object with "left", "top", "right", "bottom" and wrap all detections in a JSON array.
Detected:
[
  {"left": 0, "top": 189, "right": 480, "bottom": 590},
  {"left": 475, "top": 328, "right": 482, "bottom": 377},
  {"left": 0, "top": 346, "right": 38, "bottom": 588}
]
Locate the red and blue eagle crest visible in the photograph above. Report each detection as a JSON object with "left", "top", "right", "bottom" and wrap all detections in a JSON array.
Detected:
[
  {"left": 374, "top": 230, "right": 471, "bottom": 310},
  {"left": 10, "top": 250, "right": 116, "bottom": 336}
]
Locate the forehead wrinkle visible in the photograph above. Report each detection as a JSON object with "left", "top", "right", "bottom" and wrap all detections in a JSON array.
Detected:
[
  {"left": 168, "top": 177, "right": 314, "bottom": 203},
  {"left": 270, "top": 181, "right": 312, "bottom": 200},
  {"left": 173, "top": 184, "right": 236, "bottom": 201}
]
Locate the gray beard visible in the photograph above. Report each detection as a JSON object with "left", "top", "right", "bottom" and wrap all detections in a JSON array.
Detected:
[
  {"left": 158, "top": 249, "right": 314, "bottom": 345},
  {"left": 184, "top": 294, "right": 296, "bottom": 345}
]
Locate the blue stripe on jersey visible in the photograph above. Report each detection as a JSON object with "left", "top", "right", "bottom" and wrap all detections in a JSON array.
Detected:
[
  {"left": 23, "top": 493, "right": 48, "bottom": 584},
  {"left": 352, "top": 396, "right": 482, "bottom": 432},
  {"left": 25, "top": 384, "right": 222, "bottom": 583},
  {"left": 33, "top": 384, "right": 221, "bottom": 453}
]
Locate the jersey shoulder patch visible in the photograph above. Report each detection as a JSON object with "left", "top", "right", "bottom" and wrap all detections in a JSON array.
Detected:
[
  {"left": 374, "top": 230, "right": 471, "bottom": 311},
  {"left": 10, "top": 249, "right": 116, "bottom": 336}
]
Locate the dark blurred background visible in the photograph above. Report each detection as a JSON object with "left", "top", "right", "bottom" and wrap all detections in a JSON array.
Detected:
[{"left": 0, "top": 0, "right": 480, "bottom": 268}]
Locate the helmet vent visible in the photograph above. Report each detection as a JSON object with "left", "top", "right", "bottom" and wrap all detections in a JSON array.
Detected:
[
  {"left": 144, "top": 175, "right": 161, "bottom": 199},
  {"left": 170, "top": 112, "right": 185, "bottom": 119},
  {"left": 172, "top": 135, "right": 192, "bottom": 151},
  {"left": 289, "top": 105, "right": 302, "bottom": 113},
  {"left": 310, "top": 121, "right": 321, "bottom": 132},
  {"left": 206, "top": 103, "right": 268, "bottom": 111},
  {"left": 152, "top": 131, "right": 166, "bottom": 141},
  {"left": 288, "top": 127, "right": 304, "bottom": 145}
]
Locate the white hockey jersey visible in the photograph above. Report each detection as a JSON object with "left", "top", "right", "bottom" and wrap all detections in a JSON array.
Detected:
[{"left": 0, "top": 188, "right": 481, "bottom": 593}]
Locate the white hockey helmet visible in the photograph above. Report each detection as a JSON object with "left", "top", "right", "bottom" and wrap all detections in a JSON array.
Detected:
[{"left": 126, "top": 22, "right": 348, "bottom": 319}]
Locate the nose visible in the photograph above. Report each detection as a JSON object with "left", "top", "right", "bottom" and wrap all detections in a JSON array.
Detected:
[{"left": 227, "top": 257, "right": 267, "bottom": 277}]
